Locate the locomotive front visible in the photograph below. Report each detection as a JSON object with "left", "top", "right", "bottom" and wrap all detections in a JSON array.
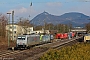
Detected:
[{"left": 16, "top": 35, "right": 27, "bottom": 48}]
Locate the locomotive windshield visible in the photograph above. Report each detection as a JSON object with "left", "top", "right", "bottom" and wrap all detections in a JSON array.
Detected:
[{"left": 17, "top": 36, "right": 26, "bottom": 40}]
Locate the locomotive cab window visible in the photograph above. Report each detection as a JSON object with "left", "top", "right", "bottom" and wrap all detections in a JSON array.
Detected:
[
  {"left": 18, "top": 37, "right": 25, "bottom": 40},
  {"left": 22, "top": 37, "right": 25, "bottom": 40}
]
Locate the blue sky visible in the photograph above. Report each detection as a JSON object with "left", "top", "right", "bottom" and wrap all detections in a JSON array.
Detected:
[{"left": 0, "top": 0, "right": 90, "bottom": 21}]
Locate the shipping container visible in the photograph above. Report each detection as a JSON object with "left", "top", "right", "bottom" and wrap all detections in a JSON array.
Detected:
[
  {"left": 60, "top": 33, "right": 64, "bottom": 39},
  {"left": 56, "top": 33, "right": 61, "bottom": 39},
  {"left": 42, "top": 34, "right": 51, "bottom": 42},
  {"left": 63, "top": 33, "right": 68, "bottom": 39}
]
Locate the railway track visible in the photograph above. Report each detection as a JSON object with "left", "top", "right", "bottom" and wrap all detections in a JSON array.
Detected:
[
  {"left": 0, "top": 47, "right": 48, "bottom": 60},
  {"left": 0, "top": 50, "right": 29, "bottom": 59},
  {"left": 0, "top": 36, "right": 83, "bottom": 60},
  {"left": 25, "top": 36, "right": 83, "bottom": 60},
  {"left": 52, "top": 37, "right": 80, "bottom": 49}
]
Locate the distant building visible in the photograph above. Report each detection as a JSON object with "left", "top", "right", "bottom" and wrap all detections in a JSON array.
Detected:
[
  {"left": 30, "top": 30, "right": 58, "bottom": 35},
  {"left": 6, "top": 24, "right": 33, "bottom": 40},
  {"left": 30, "top": 30, "right": 50, "bottom": 34}
]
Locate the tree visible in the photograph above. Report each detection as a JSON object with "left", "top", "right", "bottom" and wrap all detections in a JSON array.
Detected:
[
  {"left": 34, "top": 25, "right": 42, "bottom": 30},
  {"left": 17, "top": 17, "right": 33, "bottom": 34},
  {"left": 45, "top": 23, "right": 54, "bottom": 30},
  {"left": 85, "top": 23, "right": 90, "bottom": 33}
]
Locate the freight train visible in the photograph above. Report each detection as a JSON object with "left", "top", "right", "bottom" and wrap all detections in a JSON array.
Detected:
[{"left": 16, "top": 32, "right": 76, "bottom": 49}]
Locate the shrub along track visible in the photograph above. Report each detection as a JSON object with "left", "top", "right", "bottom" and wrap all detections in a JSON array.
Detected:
[{"left": 0, "top": 36, "right": 83, "bottom": 60}]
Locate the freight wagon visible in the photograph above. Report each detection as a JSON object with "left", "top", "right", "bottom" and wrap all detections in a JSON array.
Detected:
[
  {"left": 55, "top": 32, "right": 76, "bottom": 39},
  {"left": 56, "top": 33, "right": 68, "bottom": 39}
]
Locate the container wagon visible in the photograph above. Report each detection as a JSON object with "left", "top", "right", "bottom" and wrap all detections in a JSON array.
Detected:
[{"left": 56, "top": 33, "right": 68, "bottom": 39}]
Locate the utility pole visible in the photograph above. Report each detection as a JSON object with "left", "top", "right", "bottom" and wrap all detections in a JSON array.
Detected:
[
  {"left": 7, "top": 12, "right": 11, "bottom": 48},
  {"left": 12, "top": 10, "right": 14, "bottom": 41},
  {"left": 44, "top": 19, "right": 46, "bottom": 34}
]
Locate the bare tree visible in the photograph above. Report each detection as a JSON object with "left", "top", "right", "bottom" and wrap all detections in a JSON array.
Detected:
[
  {"left": 17, "top": 17, "right": 33, "bottom": 34},
  {"left": 85, "top": 23, "right": 90, "bottom": 33},
  {"left": 0, "top": 13, "right": 8, "bottom": 37}
]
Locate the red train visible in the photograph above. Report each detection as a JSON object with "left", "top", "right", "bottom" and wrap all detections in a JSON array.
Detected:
[{"left": 55, "top": 32, "right": 76, "bottom": 39}]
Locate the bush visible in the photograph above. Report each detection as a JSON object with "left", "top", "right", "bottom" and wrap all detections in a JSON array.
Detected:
[{"left": 39, "top": 43, "right": 90, "bottom": 60}]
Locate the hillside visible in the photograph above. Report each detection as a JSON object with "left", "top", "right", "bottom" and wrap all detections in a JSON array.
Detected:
[{"left": 30, "top": 11, "right": 90, "bottom": 27}]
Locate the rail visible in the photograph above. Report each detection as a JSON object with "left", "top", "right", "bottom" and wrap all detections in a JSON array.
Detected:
[{"left": 0, "top": 36, "right": 83, "bottom": 60}]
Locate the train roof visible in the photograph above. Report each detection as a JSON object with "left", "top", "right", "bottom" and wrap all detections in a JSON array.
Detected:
[{"left": 18, "top": 34, "right": 40, "bottom": 37}]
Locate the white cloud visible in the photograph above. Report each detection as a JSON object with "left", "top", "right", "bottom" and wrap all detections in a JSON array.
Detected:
[
  {"left": 12, "top": 7, "right": 27, "bottom": 14},
  {"left": 7, "top": 6, "right": 39, "bottom": 20}
]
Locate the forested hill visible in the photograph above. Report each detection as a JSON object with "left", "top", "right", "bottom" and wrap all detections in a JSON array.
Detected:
[{"left": 30, "top": 11, "right": 90, "bottom": 27}]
